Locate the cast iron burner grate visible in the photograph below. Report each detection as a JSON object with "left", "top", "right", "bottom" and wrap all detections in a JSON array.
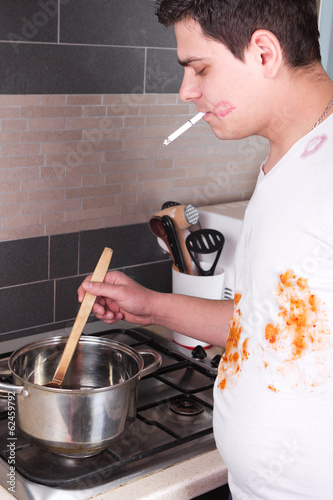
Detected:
[
  {"left": 170, "top": 395, "right": 204, "bottom": 416},
  {"left": 0, "top": 327, "right": 218, "bottom": 496}
]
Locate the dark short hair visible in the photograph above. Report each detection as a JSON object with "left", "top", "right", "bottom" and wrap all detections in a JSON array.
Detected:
[{"left": 156, "top": 0, "right": 321, "bottom": 68}]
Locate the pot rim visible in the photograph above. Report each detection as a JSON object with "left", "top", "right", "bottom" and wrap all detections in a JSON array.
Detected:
[{"left": 8, "top": 335, "right": 145, "bottom": 394}]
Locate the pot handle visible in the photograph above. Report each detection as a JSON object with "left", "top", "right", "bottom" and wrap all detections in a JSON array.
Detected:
[
  {"left": 137, "top": 348, "right": 162, "bottom": 378},
  {"left": 0, "top": 381, "right": 25, "bottom": 395}
]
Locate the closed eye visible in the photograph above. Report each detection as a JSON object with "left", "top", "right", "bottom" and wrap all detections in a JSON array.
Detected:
[{"left": 195, "top": 67, "right": 206, "bottom": 76}]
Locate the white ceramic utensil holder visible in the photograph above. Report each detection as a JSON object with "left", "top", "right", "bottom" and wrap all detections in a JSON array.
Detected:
[{"left": 172, "top": 262, "right": 225, "bottom": 349}]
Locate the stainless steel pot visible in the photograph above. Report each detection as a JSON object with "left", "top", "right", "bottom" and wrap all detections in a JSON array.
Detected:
[{"left": 0, "top": 336, "right": 162, "bottom": 458}]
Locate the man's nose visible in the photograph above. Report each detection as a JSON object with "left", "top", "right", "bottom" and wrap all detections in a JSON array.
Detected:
[{"left": 178, "top": 72, "right": 202, "bottom": 102}]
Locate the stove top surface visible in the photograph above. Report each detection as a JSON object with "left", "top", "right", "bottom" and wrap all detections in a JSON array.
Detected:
[{"left": 0, "top": 327, "right": 219, "bottom": 499}]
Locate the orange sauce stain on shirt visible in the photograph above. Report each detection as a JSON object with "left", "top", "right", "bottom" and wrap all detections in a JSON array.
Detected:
[
  {"left": 265, "top": 270, "right": 330, "bottom": 361},
  {"left": 242, "top": 338, "right": 249, "bottom": 361},
  {"left": 218, "top": 293, "right": 250, "bottom": 391}
]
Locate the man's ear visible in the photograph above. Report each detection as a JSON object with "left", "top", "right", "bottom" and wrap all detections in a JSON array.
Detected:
[{"left": 248, "top": 30, "right": 283, "bottom": 78}]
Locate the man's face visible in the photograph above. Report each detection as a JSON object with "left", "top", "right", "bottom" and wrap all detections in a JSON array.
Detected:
[{"left": 175, "top": 18, "right": 262, "bottom": 140}]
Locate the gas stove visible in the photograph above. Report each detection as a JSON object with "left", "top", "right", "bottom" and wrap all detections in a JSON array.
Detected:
[{"left": 0, "top": 326, "right": 221, "bottom": 500}]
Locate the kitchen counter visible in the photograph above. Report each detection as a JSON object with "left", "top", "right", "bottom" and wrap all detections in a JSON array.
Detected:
[{"left": 0, "top": 322, "right": 228, "bottom": 500}]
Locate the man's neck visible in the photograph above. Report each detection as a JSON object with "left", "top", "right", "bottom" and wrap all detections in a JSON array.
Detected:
[{"left": 262, "top": 64, "right": 333, "bottom": 174}]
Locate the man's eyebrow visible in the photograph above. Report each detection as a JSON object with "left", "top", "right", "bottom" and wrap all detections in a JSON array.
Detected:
[{"left": 177, "top": 57, "right": 206, "bottom": 67}]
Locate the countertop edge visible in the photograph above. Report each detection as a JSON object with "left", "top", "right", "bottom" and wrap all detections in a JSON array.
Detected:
[{"left": 89, "top": 449, "right": 227, "bottom": 500}]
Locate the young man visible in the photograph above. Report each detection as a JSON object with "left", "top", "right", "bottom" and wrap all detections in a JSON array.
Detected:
[{"left": 79, "top": 1, "right": 333, "bottom": 498}]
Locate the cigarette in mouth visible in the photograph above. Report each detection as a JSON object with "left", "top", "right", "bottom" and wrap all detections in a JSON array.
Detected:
[{"left": 163, "top": 112, "right": 206, "bottom": 146}]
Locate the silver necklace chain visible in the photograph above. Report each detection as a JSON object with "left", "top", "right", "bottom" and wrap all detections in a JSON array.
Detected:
[{"left": 312, "top": 97, "right": 333, "bottom": 130}]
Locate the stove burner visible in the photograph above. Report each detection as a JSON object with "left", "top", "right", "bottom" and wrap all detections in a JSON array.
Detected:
[{"left": 170, "top": 396, "right": 204, "bottom": 416}]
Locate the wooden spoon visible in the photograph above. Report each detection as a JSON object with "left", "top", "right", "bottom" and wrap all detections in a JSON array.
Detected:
[
  {"left": 45, "top": 247, "right": 113, "bottom": 389},
  {"left": 149, "top": 216, "right": 173, "bottom": 256}
]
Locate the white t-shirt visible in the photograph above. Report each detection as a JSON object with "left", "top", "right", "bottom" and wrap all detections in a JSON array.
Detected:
[{"left": 213, "top": 114, "right": 333, "bottom": 500}]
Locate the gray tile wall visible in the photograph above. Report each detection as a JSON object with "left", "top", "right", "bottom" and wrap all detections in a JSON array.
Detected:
[
  {"left": 0, "top": 225, "right": 172, "bottom": 342},
  {"left": 0, "top": 0, "right": 183, "bottom": 94}
]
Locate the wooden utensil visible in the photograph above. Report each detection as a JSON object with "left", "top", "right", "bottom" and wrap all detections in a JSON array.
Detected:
[
  {"left": 45, "top": 247, "right": 113, "bottom": 389},
  {"left": 149, "top": 216, "right": 173, "bottom": 257}
]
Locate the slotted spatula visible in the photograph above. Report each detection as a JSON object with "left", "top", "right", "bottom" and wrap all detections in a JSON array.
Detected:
[
  {"left": 186, "top": 229, "right": 225, "bottom": 276},
  {"left": 45, "top": 247, "right": 113, "bottom": 389}
]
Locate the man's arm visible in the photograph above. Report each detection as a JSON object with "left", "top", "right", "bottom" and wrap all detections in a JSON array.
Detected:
[{"left": 79, "top": 270, "right": 233, "bottom": 348}]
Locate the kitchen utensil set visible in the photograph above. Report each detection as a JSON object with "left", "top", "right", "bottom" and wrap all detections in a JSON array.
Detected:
[
  {"left": 149, "top": 202, "right": 225, "bottom": 277},
  {"left": 157, "top": 204, "right": 199, "bottom": 275}
]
